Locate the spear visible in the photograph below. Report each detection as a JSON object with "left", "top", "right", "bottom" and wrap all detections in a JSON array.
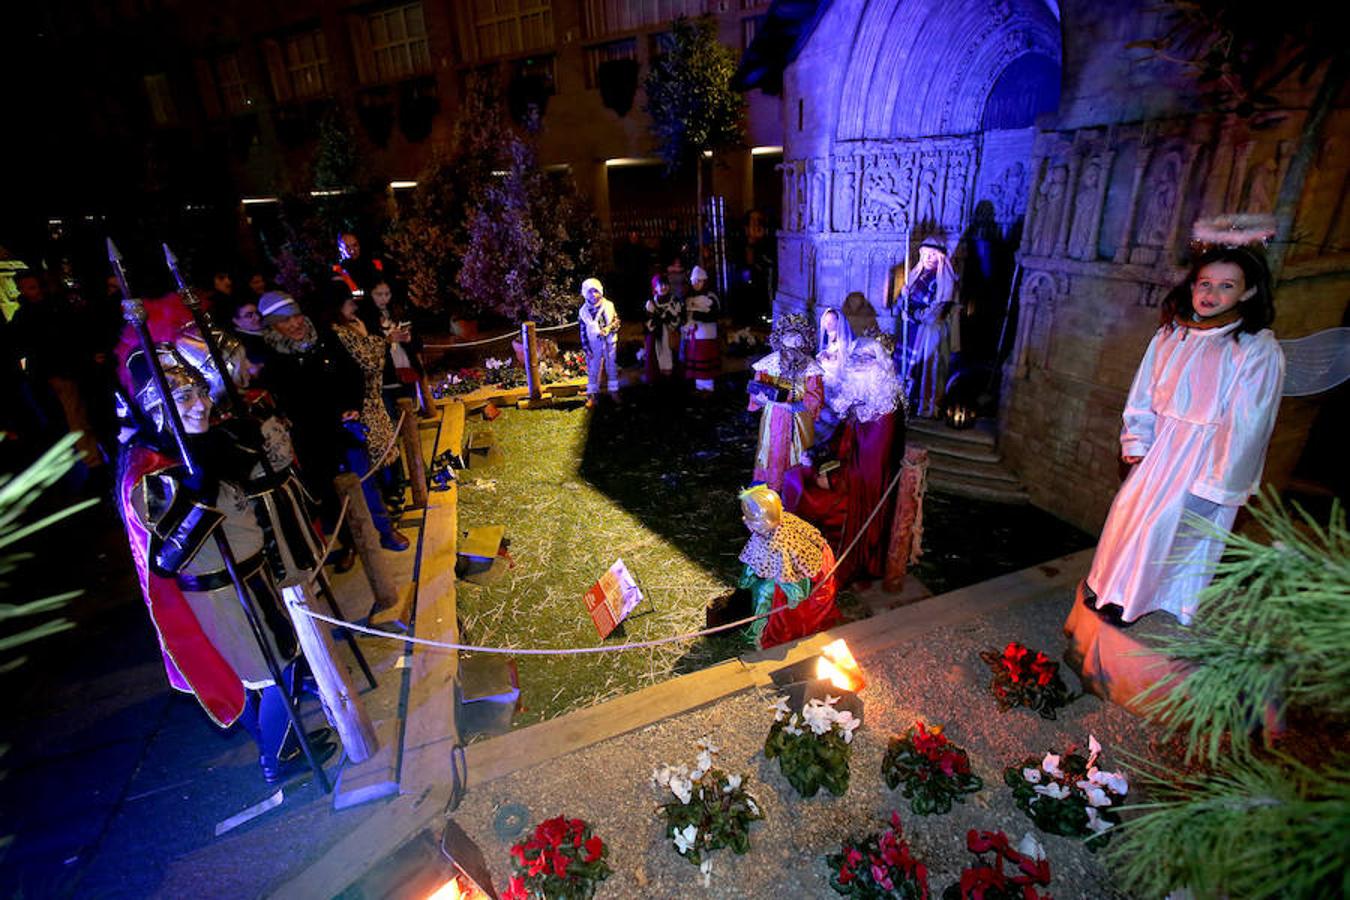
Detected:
[
  {"left": 109, "top": 237, "right": 332, "bottom": 793},
  {"left": 109, "top": 238, "right": 196, "bottom": 474},
  {"left": 163, "top": 242, "right": 244, "bottom": 415},
  {"left": 164, "top": 248, "right": 376, "bottom": 690}
]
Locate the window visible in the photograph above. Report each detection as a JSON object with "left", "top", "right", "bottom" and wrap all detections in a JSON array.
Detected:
[
  {"left": 584, "top": 37, "right": 637, "bottom": 88},
  {"left": 215, "top": 53, "right": 253, "bottom": 115},
  {"left": 469, "top": 0, "right": 553, "bottom": 60},
  {"left": 284, "top": 31, "right": 331, "bottom": 99},
  {"left": 741, "top": 14, "right": 764, "bottom": 50},
  {"left": 144, "top": 72, "right": 178, "bottom": 125},
  {"left": 367, "top": 2, "right": 431, "bottom": 82},
  {"left": 582, "top": 0, "right": 705, "bottom": 37}
]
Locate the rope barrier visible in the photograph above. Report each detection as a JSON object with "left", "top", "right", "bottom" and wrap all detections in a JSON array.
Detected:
[
  {"left": 360, "top": 409, "right": 408, "bottom": 482},
  {"left": 296, "top": 458, "right": 905, "bottom": 656},
  {"left": 308, "top": 496, "right": 350, "bottom": 585},
  {"left": 423, "top": 320, "right": 578, "bottom": 351}
]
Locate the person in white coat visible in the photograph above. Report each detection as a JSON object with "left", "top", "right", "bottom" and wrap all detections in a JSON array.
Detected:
[
  {"left": 578, "top": 277, "right": 620, "bottom": 408},
  {"left": 1082, "top": 243, "right": 1284, "bottom": 626}
]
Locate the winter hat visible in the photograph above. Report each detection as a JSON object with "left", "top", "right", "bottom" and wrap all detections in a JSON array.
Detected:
[{"left": 259, "top": 291, "right": 302, "bottom": 325}]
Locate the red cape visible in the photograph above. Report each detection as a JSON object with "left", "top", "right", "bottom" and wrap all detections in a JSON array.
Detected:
[{"left": 119, "top": 445, "right": 246, "bottom": 726}]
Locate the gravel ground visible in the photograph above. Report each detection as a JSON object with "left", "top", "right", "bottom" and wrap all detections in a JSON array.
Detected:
[{"left": 443, "top": 588, "right": 1154, "bottom": 898}]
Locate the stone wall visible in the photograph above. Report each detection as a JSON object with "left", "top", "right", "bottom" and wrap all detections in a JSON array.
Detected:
[
  {"left": 998, "top": 8, "right": 1350, "bottom": 530},
  {"left": 774, "top": 0, "right": 1350, "bottom": 532}
]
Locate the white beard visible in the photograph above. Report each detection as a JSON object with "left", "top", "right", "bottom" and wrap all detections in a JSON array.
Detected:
[{"left": 830, "top": 359, "right": 899, "bottom": 423}]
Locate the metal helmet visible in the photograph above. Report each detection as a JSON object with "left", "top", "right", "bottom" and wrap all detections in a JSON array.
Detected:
[
  {"left": 174, "top": 321, "right": 249, "bottom": 401},
  {"left": 125, "top": 343, "right": 209, "bottom": 431}
]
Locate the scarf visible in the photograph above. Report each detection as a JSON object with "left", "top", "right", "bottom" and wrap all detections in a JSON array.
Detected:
[
  {"left": 1177, "top": 308, "right": 1242, "bottom": 331},
  {"left": 263, "top": 316, "right": 320, "bottom": 355}
]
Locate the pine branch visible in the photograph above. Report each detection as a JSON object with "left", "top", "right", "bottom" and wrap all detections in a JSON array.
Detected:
[
  {"left": 1108, "top": 754, "right": 1350, "bottom": 899},
  {"left": 1134, "top": 490, "right": 1350, "bottom": 762}
]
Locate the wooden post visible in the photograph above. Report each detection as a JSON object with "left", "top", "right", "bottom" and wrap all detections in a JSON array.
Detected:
[
  {"left": 521, "top": 321, "right": 542, "bottom": 400},
  {"left": 396, "top": 397, "right": 428, "bottom": 508},
  {"left": 333, "top": 472, "right": 399, "bottom": 615},
  {"left": 281, "top": 580, "right": 379, "bottom": 763}
]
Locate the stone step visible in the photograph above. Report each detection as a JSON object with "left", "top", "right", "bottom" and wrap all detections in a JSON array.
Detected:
[
  {"left": 907, "top": 415, "right": 997, "bottom": 448},
  {"left": 909, "top": 432, "right": 1003, "bottom": 464},
  {"left": 926, "top": 454, "right": 1023, "bottom": 486},
  {"left": 928, "top": 472, "right": 1030, "bottom": 504}
]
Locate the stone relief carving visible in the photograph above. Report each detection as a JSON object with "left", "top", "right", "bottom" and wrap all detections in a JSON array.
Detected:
[
  {"left": 945, "top": 153, "right": 970, "bottom": 227},
  {"left": 861, "top": 153, "right": 911, "bottom": 232},
  {"left": 810, "top": 163, "right": 828, "bottom": 232},
  {"left": 832, "top": 157, "right": 858, "bottom": 232},
  {"left": 991, "top": 161, "right": 1029, "bottom": 229},
  {"left": 1136, "top": 149, "right": 1183, "bottom": 248},
  {"left": 1067, "top": 157, "right": 1103, "bottom": 260},
  {"left": 1028, "top": 165, "right": 1067, "bottom": 256},
  {"left": 1013, "top": 269, "right": 1067, "bottom": 378},
  {"left": 795, "top": 168, "right": 810, "bottom": 232},
  {"left": 1244, "top": 156, "right": 1278, "bottom": 214},
  {"left": 1136, "top": 282, "right": 1166, "bottom": 308},
  {"left": 916, "top": 156, "right": 941, "bottom": 228}
]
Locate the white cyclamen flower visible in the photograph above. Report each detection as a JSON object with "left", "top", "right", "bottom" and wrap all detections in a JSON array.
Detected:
[
  {"left": 746, "top": 796, "right": 760, "bottom": 815},
  {"left": 697, "top": 735, "right": 720, "bottom": 755},
  {"left": 669, "top": 774, "right": 693, "bottom": 805},
  {"left": 673, "top": 824, "right": 698, "bottom": 855},
  {"left": 693, "top": 749, "right": 713, "bottom": 779},
  {"left": 1041, "top": 753, "right": 1063, "bottom": 777},
  {"left": 724, "top": 774, "right": 742, "bottom": 794},
  {"left": 1076, "top": 782, "right": 1112, "bottom": 807},
  {"left": 1087, "top": 734, "right": 1103, "bottom": 768},
  {"left": 700, "top": 856, "right": 713, "bottom": 887},
  {"left": 836, "top": 713, "right": 861, "bottom": 744},
  {"left": 1022, "top": 767, "right": 1042, "bottom": 784},
  {"left": 1088, "top": 767, "right": 1129, "bottom": 796},
  {"left": 770, "top": 696, "right": 791, "bottom": 722},
  {"left": 802, "top": 700, "right": 834, "bottom": 735},
  {"left": 1016, "top": 832, "right": 1047, "bottom": 861},
  {"left": 652, "top": 765, "right": 672, "bottom": 788},
  {"left": 1033, "top": 782, "right": 1071, "bottom": 800},
  {"left": 1084, "top": 805, "right": 1113, "bottom": 834}
]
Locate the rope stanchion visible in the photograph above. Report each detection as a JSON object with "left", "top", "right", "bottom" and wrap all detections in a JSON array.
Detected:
[
  {"left": 424, "top": 320, "right": 579, "bottom": 351},
  {"left": 295, "top": 463, "right": 906, "bottom": 656}
]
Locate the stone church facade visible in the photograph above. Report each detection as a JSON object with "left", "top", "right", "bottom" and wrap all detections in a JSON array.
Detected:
[{"left": 772, "top": 0, "right": 1350, "bottom": 531}]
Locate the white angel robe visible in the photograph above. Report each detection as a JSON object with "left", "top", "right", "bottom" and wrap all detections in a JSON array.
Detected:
[{"left": 1086, "top": 318, "right": 1284, "bottom": 624}]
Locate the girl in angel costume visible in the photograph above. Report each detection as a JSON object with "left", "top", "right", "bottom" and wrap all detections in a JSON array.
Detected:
[{"left": 1082, "top": 217, "right": 1285, "bottom": 625}]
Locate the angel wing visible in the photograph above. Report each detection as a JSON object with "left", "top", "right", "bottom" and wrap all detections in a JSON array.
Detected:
[{"left": 1280, "top": 327, "right": 1350, "bottom": 397}]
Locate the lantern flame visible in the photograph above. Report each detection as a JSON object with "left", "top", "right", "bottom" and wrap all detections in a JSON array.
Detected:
[
  {"left": 427, "top": 876, "right": 482, "bottom": 900},
  {"left": 818, "top": 639, "right": 865, "bottom": 691}
]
